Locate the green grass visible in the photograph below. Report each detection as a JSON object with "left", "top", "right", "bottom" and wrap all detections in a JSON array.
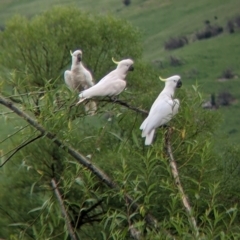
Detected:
[
  {"left": 1, "top": 0, "right": 239, "bottom": 61},
  {"left": 0, "top": 0, "right": 240, "bottom": 142}
]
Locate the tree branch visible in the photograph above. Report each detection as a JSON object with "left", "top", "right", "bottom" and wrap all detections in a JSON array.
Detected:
[
  {"left": 51, "top": 179, "right": 78, "bottom": 240},
  {"left": 71, "top": 97, "right": 149, "bottom": 116},
  {"left": 0, "top": 94, "right": 159, "bottom": 232},
  {"left": 71, "top": 199, "right": 104, "bottom": 230},
  {"left": 165, "top": 128, "right": 199, "bottom": 238},
  {"left": 99, "top": 98, "right": 149, "bottom": 116},
  {"left": 0, "top": 133, "right": 43, "bottom": 167}
]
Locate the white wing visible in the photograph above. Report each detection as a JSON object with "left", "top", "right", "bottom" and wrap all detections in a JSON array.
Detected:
[
  {"left": 140, "top": 93, "right": 170, "bottom": 132},
  {"left": 80, "top": 79, "right": 126, "bottom": 99},
  {"left": 98, "top": 69, "right": 119, "bottom": 83},
  {"left": 64, "top": 70, "right": 74, "bottom": 90},
  {"left": 141, "top": 98, "right": 180, "bottom": 140},
  {"left": 82, "top": 67, "right": 94, "bottom": 88},
  {"left": 144, "top": 128, "right": 156, "bottom": 145}
]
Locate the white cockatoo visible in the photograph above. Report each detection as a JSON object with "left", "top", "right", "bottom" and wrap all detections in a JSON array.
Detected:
[
  {"left": 140, "top": 75, "right": 182, "bottom": 145},
  {"left": 64, "top": 49, "right": 97, "bottom": 115},
  {"left": 76, "top": 58, "right": 134, "bottom": 105}
]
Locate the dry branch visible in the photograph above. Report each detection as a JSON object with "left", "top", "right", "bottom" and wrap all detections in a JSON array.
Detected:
[
  {"left": 165, "top": 128, "right": 199, "bottom": 237},
  {"left": 51, "top": 179, "right": 78, "bottom": 240}
]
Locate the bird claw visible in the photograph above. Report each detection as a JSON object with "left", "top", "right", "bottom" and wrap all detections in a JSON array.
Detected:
[
  {"left": 76, "top": 98, "right": 87, "bottom": 106},
  {"left": 110, "top": 96, "right": 118, "bottom": 102}
]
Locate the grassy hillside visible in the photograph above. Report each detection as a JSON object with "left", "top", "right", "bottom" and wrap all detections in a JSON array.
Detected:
[
  {"left": 0, "top": 0, "right": 240, "bottom": 141},
  {"left": 1, "top": 0, "right": 239, "bottom": 59}
]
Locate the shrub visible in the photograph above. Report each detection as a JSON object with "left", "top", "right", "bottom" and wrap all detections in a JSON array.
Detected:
[
  {"left": 221, "top": 68, "right": 235, "bottom": 79},
  {"left": 235, "top": 15, "right": 240, "bottom": 28},
  {"left": 227, "top": 20, "right": 235, "bottom": 33},
  {"left": 169, "top": 55, "right": 183, "bottom": 66},
  {"left": 123, "top": 0, "right": 131, "bottom": 6},
  {"left": 0, "top": 6, "right": 142, "bottom": 90},
  {"left": 164, "top": 36, "right": 188, "bottom": 50},
  {"left": 218, "top": 91, "right": 235, "bottom": 106},
  {"left": 226, "top": 15, "right": 240, "bottom": 34},
  {"left": 195, "top": 23, "right": 223, "bottom": 40}
]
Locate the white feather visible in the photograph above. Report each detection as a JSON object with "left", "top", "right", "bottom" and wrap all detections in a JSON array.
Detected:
[
  {"left": 140, "top": 75, "right": 181, "bottom": 145},
  {"left": 64, "top": 49, "right": 97, "bottom": 115},
  {"left": 64, "top": 50, "right": 94, "bottom": 91},
  {"left": 80, "top": 79, "right": 126, "bottom": 98},
  {"left": 77, "top": 58, "right": 134, "bottom": 104}
]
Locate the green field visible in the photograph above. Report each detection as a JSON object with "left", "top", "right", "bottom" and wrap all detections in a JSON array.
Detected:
[{"left": 0, "top": 0, "right": 240, "bottom": 142}]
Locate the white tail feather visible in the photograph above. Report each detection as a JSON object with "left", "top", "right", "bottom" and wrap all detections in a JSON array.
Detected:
[{"left": 145, "top": 129, "right": 155, "bottom": 145}]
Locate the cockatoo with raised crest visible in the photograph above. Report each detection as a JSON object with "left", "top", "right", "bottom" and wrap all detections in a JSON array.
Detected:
[
  {"left": 76, "top": 58, "right": 134, "bottom": 105},
  {"left": 64, "top": 49, "right": 97, "bottom": 115},
  {"left": 140, "top": 75, "right": 182, "bottom": 145}
]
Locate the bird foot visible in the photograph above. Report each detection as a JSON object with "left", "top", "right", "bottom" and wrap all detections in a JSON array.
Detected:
[
  {"left": 159, "top": 124, "right": 169, "bottom": 129},
  {"left": 110, "top": 96, "right": 118, "bottom": 102},
  {"left": 76, "top": 98, "right": 87, "bottom": 106}
]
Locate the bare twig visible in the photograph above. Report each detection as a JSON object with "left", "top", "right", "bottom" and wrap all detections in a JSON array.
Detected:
[
  {"left": 70, "top": 97, "right": 149, "bottom": 116},
  {"left": 0, "top": 111, "right": 14, "bottom": 115},
  {"left": 0, "top": 133, "right": 43, "bottom": 167},
  {"left": 4, "top": 90, "right": 54, "bottom": 103},
  {"left": 51, "top": 179, "right": 78, "bottom": 240},
  {"left": 125, "top": 196, "right": 141, "bottom": 240},
  {"left": 73, "top": 199, "right": 104, "bottom": 230},
  {"left": 165, "top": 128, "right": 199, "bottom": 238},
  {"left": 0, "top": 124, "right": 29, "bottom": 144},
  {"left": 0, "top": 94, "right": 159, "bottom": 231},
  {"left": 99, "top": 98, "right": 149, "bottom": 116}
]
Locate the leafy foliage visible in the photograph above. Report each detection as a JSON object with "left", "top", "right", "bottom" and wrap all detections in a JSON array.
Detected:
[
  {"left": 0, "top": 6, "right": 142, "bottom": 89},
  {"left": 1, "top": 6, "right": 240, "bottom": 240}
]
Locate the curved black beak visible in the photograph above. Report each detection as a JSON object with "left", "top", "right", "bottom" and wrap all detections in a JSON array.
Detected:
[
  {"left": 77, "top": 54, "right": 82, "bottom": 62},
  {"left": 128, "top": 65, "right": 134, "bottom": 71},
  {"left": 176, "top": 80, "right": 182, "bottom": 88}
]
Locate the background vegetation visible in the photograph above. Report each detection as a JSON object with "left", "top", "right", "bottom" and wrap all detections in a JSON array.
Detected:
[
  {"left": 0, "top": 0, "right": 240, "bottom": 141},
  {"left": 0, "top": 1, "right": 240, "bottom": 239}
]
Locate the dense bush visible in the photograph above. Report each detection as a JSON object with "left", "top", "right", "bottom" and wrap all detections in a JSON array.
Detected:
[
  {"left": 218, "top": 91, "right": 235, "bottom": 106},
  {"left": 169, "top": 55, "right": 183, "bottom": 66},
  {"left": 0, "top": 6, "right": 142, "bottom": 89},
  {"left": 164, "top": 36, "right": 188, "bottom": 50},
  {"left": 221, "top": 68, "right": 235, "bottom": 79},
  {"left": 123, "top": 0, "right": 131, "bottom": 6},
  {"left": 227, "top": 20, "right": 235, "bottom": 33},
  {"left": 235, "top": 15, "right": 240, "bottom": 28},
  {"left": 195, "top": 22, "right": 223, "bottom": 40},
  {"left": 226, "top": 15, "right": 240, "bottom": 33}
]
